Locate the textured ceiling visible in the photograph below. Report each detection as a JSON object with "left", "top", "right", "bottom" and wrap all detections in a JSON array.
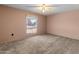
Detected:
[{"left": 4, "top": 4, "right": 79, "bottom": 15}]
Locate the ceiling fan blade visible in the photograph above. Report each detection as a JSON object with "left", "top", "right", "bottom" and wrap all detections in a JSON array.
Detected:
[
  {"left": 25, "top": 6, "right": 58, "bottom": 8},
  {"left": 24, "top": 4, "right": 61, "bottom": 7},
  {"left": 24, "top": 5, "right": 42, "bottom": 7}
]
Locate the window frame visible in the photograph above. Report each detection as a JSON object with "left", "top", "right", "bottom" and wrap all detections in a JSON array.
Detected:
[{"left": 26, "top": 15, "right": 38, "bottom": 34}]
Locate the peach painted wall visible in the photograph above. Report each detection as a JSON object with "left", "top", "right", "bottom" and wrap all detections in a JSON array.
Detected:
[
  {"left": 47, "top": 10, "right": 79, "bottom": 39},
  {"left": 0, "top": 5, "right": 46, "bottom": 42},
  {"left": 0, "top": 6, "right": 3, "bottom": 41}
]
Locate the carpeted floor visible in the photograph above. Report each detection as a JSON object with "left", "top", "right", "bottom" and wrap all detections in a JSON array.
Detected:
[{"left": 0, "top": 34, "right": 79, "bottom": 54}]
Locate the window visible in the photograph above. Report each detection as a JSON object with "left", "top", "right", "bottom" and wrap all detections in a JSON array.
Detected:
[{"left": 26, "top": 16, "right": 38, "bottom": 33}]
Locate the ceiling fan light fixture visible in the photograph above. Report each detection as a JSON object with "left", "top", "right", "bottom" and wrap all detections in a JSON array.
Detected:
[
  {"left": 42, "top": 4, "right": 47, "bottom": 13},
  {"left": 42, "top": 9, "right": 45, "bottom": 13}
]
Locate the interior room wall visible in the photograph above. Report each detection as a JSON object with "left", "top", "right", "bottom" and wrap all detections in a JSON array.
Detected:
[
  {"left": 0, "top": 6, "right": 3, "bottom": 42},
  {"left": 0, "top": 21, "right": 1, "bottom": 41},
  {"left": 0, "top": 5, "right": 46, "bottom": 42},
  {"left": 47, "top": 10, "right": 79, "bottom": 39},
  {"left": 2, "top": 4, "right": 79, "bottom": 42}
]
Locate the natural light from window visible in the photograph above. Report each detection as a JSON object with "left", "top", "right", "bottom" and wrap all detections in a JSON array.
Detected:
[{"left": 26, "top": 16, "right": 38, "bottom": 34}]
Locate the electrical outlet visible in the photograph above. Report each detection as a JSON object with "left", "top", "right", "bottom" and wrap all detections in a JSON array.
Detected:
[{"left": 11, "top": 33, "right": 14, "bottom": 36}]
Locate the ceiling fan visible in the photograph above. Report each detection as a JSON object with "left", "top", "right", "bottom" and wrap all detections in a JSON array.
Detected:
[{"left": 24, "top": 4, "right": 59, "bottom": 13}]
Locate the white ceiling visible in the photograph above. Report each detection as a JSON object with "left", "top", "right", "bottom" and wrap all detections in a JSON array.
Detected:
[{"left": 4, "top": 4, "right": 79, "bottom": 16}]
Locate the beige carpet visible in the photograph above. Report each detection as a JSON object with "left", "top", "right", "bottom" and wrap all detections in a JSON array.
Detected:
[{"left": 0, "top": 34, "right": 79, "bottom": 54}]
